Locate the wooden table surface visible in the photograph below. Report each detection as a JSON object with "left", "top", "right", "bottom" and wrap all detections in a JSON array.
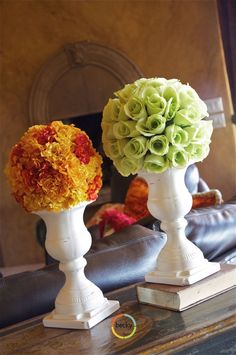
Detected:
[{"left": 0, "top": 283, "right": 235, "bottom": 355}]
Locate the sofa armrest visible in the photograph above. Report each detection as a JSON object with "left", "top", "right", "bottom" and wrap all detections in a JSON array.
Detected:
[
  {"left": 185, "top": 197, "right": 236, "bottom": 261},
  {"left": 197, "top": 177, "right": 210, "bottom": 192},
  {"left": 0, "top": 265, "right": 63, "bottom": 328}
]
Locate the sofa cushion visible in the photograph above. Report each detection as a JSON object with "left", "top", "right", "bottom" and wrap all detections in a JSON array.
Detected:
[{"left": 87, "top": 225, "right": 166, "bottom": 292}]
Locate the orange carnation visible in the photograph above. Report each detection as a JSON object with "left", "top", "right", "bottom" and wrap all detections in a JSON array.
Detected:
[{"left": 5, "top": 121, "right": 103, "bottom": 212}]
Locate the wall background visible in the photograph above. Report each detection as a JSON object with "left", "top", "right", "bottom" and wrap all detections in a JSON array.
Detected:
[{"left": 0, "top": 0, "right": 235, "bottom": 266}]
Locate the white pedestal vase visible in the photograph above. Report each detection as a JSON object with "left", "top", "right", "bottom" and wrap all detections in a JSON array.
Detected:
[
  {"left": 35, "top": 202, "right": 119, "bottom": 329},
  {"left": 139, "top": 167, "right": 220, "bottom": 286}
]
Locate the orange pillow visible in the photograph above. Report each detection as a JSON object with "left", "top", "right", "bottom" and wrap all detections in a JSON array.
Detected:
[
  {"left": 192, "top": 190, "right": 223, "bottom": 209},
  {"left": 124, "top": 177, "right": 149, "bottom": 220},
  {"left": 124, "top": 177, "right": 223, "bottom": 220}
]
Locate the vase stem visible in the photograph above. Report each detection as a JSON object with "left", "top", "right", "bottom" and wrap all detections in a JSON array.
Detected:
[{"left": 139, "top": 168, "right": 220, "bottom": 285}]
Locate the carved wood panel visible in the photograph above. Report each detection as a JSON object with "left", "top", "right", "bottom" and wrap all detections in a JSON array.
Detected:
[{"left": 29, "top": 41, "right": 143, "bottom": 124}]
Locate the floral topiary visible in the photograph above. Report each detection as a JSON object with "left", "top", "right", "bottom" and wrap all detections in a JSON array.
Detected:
[{"left": 5, "top": 121, "right": 102, "bottom": 212}]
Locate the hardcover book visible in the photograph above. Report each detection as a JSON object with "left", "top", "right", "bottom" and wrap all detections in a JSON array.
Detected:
[{"left": 137, "top": 264, "right": 236, "bottom": 311}]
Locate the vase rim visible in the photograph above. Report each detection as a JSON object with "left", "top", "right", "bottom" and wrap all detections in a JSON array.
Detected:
[
  {"left": 138, "top": 165, "right": 190, "bottom": 176},
  {"left": 32, "top": 200, "right": 94, "bottom": 215}
]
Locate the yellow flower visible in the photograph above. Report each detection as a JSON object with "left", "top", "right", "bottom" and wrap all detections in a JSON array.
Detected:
[{"left": 5, "top": 121, "right": 103, "bottom": 212}]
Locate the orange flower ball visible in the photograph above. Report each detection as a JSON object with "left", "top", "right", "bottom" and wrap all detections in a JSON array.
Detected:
[{"left": 5, "top": 121, "right": 103, "bottom": 212}]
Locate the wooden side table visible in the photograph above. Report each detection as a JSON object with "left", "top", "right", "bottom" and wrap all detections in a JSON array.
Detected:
[{"left": 0, "top": 283, "right": 235, "bottom": 354}]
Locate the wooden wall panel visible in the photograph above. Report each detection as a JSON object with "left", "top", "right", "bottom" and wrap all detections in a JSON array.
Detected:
[{"left": 0, "top": 0, "right": 235, "bottom": 266}]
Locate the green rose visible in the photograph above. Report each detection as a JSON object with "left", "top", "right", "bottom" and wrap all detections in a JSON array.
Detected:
[
  {"left": 133, "top": 78, "right": 148, "bottom": 96},
  {"left": 124, "top": 96, "right": 147, "bottom": 120},
  {"left": 174, "top": 106, "right": 203, "bottom": 126},
  {"left": 134, "top": 78, "right": 166, "bottom": 99},
  {"left": 102, "top": 98, "right": 123, "bottom": 122},
  {"left": 167, "top": 78, "right": 181, "bottom": 88},
  {"left": 195, "top": 120, "right": 213, "bottom": 142},
  {"left": 184, "top": 120, "right": 213, "bottom": 143},
  {"left": 165, "top": 124, "right": 188, "bottom": 147},
  {"left": 139, "top": 86, "right": 159, "bottom": 100},
  {"left": 104, "top": 138, "right": 129, "bottom": 160},
  {"left": 183, "top": 126, "right": 197, "bottom": 142},
  {"left": 135, "top": 78, "right": 149, "bottom": 88},
  {"left": 179, "top": 84, "right": 199, "bottom": 108},
  {"left": 148, "top": 135, "right": 169, "bottom": 156},
  {"left": 146, "top": 93, "right": 167, "bottom": 115},
  {"left": 101, "top": 122, "right": 115, "bottom": 140},
  {"left": 144, "top": 154, "right": 169, "bottom": 173},
  {"left": 114, "top": 156, "right": 143, "bottom": 176},
  {"left": 102, "top": 139, "right": 111, "bottom": 158},
  {"left": 135, "top": 78, "right": 170, "bottom": 101},
  {"left": 113, "top": 121, "right": 139, "bottom": 139},
  {"left": 162, "top": 86, "right": 180, "bottom": 120},
  {"left": 185, "top": 143, "right": 210, "bottom": 162},
  {"left": 105, "top": 140, "right": 121, "bottom": 159},
  {"left": 102, "top": 99, "right": 113, "bottom": 122},
  {"left": 162, "top": 86, "right": 179, "bottom": 102},
  {"left": 178, "top": 85, "right": 208, "bottom": 118},
  {"left": 136, "top": 114, "right": 166, "bottom": 136},
  {"left": 197, "top": 100, "right": 209, "bottom": 119},
  {"left": 135, "top": 77, "right": 166, "bottom": 91},
  {"left": 146, "top": 77, "right": 168, "bottom": 88},
  {"left": 115, "top": 83, "right": 136, "bottom": 103},
  {"left": 118, "top": 105, "right": 129, "bottom": 121},
  {"left": 123, "top": 136, "right": 148, "bottom": 159},
  {"left": 117, "top": 138, "right": 130, "bottom": 153},
  {"left": 164, "top": 98, "right": 179, "bottom": 121},
  {"left": 167, "top": 146, "right": 189, "bottom": 168}
]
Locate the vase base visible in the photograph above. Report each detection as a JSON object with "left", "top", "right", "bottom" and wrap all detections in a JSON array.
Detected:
[
  {"left": 145, "top": 261, "right": 220, "bottom": 286},
  {"left": 43, "top": 300, "right": 120, "bottom": 329}
]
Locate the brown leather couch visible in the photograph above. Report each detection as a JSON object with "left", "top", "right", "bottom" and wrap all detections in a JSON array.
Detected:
[{"left": 0, "top": 165, "right": 236, "bottom": 328}]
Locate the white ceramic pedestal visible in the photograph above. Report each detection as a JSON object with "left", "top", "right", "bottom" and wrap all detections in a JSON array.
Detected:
[
  {"left": 139, "top": 167, "right": 220, "bottom": 286},
  {"left": 35, "top": 202, "right": 119, "bottom": 329}
]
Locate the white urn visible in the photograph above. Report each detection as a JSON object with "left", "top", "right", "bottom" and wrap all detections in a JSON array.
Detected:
[
  {"left": 139, "top": 167, "right": 220, "bottom": 286},
  {"left": 35, "top": 202, "right": 119, "bottom": 329}
]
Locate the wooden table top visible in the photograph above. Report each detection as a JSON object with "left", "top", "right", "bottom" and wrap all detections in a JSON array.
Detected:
[{"left": 0, "top": 283, "right": 235, "bottom": 355}]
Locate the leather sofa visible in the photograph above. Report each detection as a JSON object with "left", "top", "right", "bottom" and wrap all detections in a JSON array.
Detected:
[{"left": 0, "top": 165, "right": 236, "bottom": 328}]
